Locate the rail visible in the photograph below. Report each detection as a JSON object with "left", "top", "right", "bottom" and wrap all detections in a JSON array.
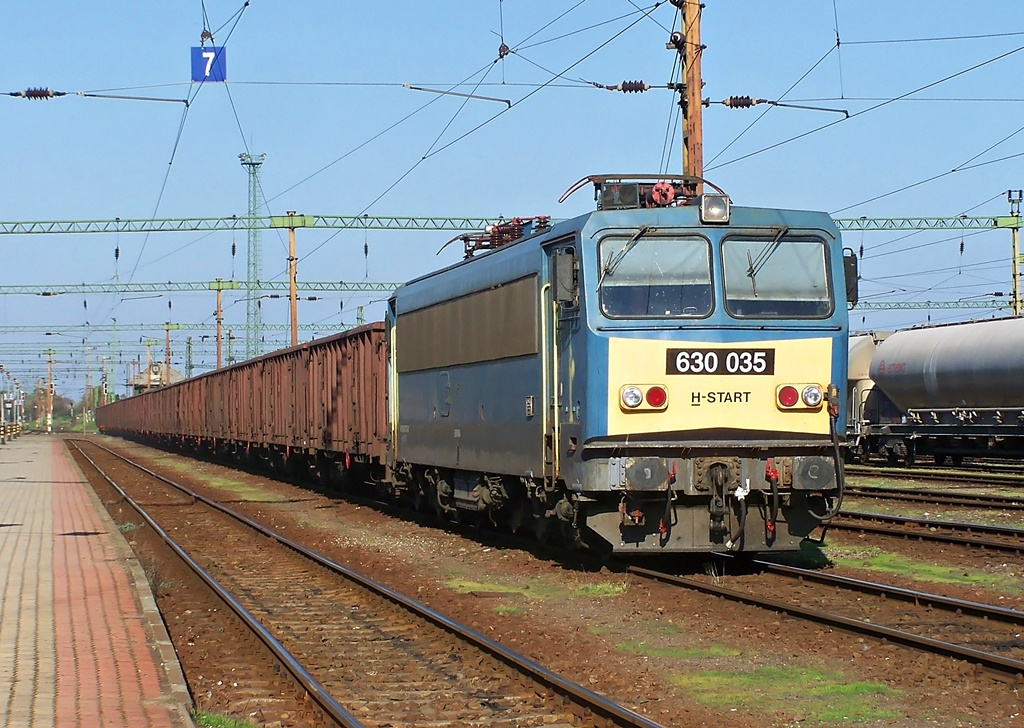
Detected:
[{"left": 71, "top": 438, "right": 663, "bottom": 728}]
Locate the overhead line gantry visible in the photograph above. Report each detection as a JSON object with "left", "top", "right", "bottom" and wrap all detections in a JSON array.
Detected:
[
  {"left": 0, "top": 212, "right": 1018, "bottom": 311},
  {"left": 0, "top": 280, "right": 399, "bottom": 295},
  {"left": 0, "top": 214, "right": 1014, "bottom": 234}
]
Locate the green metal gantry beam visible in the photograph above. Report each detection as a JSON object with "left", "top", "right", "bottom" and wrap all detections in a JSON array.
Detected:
[
  {"left": 852, "top": 299, "right": 1007, "bottom": 310},
  {"left": 0, "top": 323, "right": 341, "bottom": 334},
  {"left": 0, "top": 215, "right": 500, "bottom": 235},
  {"left": 834, "top": 216, "right": 1019, "bottom": 231},
  {"left": 0, "top": 213, "right": 1018, "bottom": 235},
  {"left": 0, "top": 280, "right": 399, "bottom": 295}
]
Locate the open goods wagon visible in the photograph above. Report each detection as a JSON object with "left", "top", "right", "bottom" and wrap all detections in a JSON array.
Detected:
[{"left": 96, "top": 324, "right": 388, "bottom": 468}]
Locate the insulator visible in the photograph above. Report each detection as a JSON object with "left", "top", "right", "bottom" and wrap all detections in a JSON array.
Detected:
[
  {"left": 83, "top": 300, "right": 87, "bottom": 309},
  {"left": 364, "top": 242, "right": 369, "bottom": 257},
  {"left": 619, "top": 80, "right": 650, "bottom": 93},
  {"left": 114, "top": 245, "right": 120, "bottom": 261},
  {"left": 19, "top": 87, "right": 56, "bottom": 100},
  {"left": 231, "top": 241, "right": 236, "bottom": 257},
  {"left": 168, "top": 299, "right": 173, "bottom": 310},
  {"left": 723, "top": 96, "right": 754, "bottom": 109},
  {"left": 858, "top": 244, "right": 864, "bottom": 258},
  {"left": 959, "top": 240, "right": 964, "bottom": 255}
]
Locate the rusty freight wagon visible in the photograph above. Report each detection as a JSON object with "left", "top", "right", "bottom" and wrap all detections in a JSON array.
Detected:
[{"left": 96, "top": 324, "right": 388, "bottom": 478}]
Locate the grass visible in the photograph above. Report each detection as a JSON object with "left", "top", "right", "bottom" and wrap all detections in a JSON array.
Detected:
[
  {"left": 445, "top": 578, "right": 563, "bottom": 599},
  {"left": 192, "top": 710, "right": 260, "bottom": 728},
  {"left": 572, "top": 580, "right": 628, "bottom": 598},
  {"left": 758, "top": 539, "right": 832, "bottom": 569},
  {"left": 446, "top": 576, "right": 628, "bottom": 601},
  {"left": 822, "top": 543, "right": 1024, "bottom": 594},
  {"left": 669, "top": 665, "right": 901, "bottom": 723},
  {"left": 842, "top": 498, "right": 1024, "bottom": 529},
  {"left": 154, "top": 459, "right": 287, "bottom": 502},
  {"left": 617, "top": 640, "right": 740, "bottom": 660},
  {"left": 117, "top": 522, "right": 140, "bottom": 532}
]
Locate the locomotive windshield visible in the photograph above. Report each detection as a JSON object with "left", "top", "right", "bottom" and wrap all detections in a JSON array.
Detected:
[
  {"left": 599, "top": 234, "right": 712, "bottom": 317},
  {"left": 722, "top": 235, "right": 832, "bottom": 318}
]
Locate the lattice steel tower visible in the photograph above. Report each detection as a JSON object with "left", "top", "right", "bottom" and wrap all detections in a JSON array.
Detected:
[{"left": 239, "top": 153, "right": 266, "bottom": 358}]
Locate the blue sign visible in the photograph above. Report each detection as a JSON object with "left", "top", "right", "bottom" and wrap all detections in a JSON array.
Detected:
[{"left": 191, "top": 46, "right": 227, "bottom": 82}]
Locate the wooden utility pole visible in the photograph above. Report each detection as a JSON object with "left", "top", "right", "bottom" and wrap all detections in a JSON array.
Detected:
[
  {"left": 287, "top": 211, "right": 299, "bottom": 347},
  {"left": 209, "top": 279, "right": 240, "bottom": 369},
  {"left": 673, "top": 0, "right": 704, "bottom": 190}
]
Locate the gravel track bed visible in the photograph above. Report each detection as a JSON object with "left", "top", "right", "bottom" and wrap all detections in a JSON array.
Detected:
[{"left": 79, "top": 436, "right": 1024, "bottom": 727}]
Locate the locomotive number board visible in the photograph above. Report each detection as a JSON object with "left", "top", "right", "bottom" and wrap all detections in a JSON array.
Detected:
[{"left": 666, "top": 348, "right": 776, "bottom": 375}]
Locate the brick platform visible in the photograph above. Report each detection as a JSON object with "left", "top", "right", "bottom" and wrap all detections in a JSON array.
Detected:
[{"left": 0, "top": 435, "right": 194, "bottom": 727}]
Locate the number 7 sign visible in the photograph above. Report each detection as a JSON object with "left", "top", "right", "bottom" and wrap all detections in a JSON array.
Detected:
[{"left": 191, "top": 46, "right": 227, "bottom": 82}]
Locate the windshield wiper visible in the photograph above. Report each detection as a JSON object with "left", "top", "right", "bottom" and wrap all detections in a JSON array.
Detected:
[
  {"left": 597, "top": 226, "right": 654, "bottom": 291},
  {"left": 745, "top": 226, "right": 788, "bottom": 296}
]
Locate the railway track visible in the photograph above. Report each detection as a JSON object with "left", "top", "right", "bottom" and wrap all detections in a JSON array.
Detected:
[
  {"left": 830, "top": 510, "right": 1024, "bottom": 554},
  {"left": 843, "top": 484, "right": 1024, "bottom": 511},
  {"left": 846, "top": 464, "right": 1024, "bottom": 489},
  {"left": 68, "top": 439, "right": 662, "bottom": 728},
  {"left": 629, "top": 560, "right": 1024, "bottom": 683}
]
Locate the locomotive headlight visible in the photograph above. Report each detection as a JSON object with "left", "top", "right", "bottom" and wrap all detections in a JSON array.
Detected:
[
  {"left": 621, "top": 386, "right": 644, "bottom": 409},
  {"left": 699, "top": 193, "right": 731, "bottom": 224},
  {"left": 801, "top": 385, "right": 823, "bottom": 407}
]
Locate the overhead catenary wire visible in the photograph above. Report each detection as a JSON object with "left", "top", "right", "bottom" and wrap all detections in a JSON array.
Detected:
[
  {"left": 707, "top": 41, "right": 1024, "bottom": 172},
  {"left": 832, "top": 122, "right": 1024, "bottom": 214},
  {"left": 831, "top": 0, "right": 844, "bottom": 98},
  {"left": 282, "top": 2, "right": 668, "bottom": 278},
  {"left": 120, "top": 0, "right": 253, "bottom": 288},
  {"left": 854, "top": 191, "right": 1003, "bottom": 259}
]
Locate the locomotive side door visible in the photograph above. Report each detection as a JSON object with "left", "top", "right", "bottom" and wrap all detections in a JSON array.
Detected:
[{"left": 544, "top": 239, "right": 580, "bottom": 489}]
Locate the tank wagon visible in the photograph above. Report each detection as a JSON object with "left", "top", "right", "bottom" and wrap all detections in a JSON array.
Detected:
[
  {"left": 847, "top": 318, "right": 1024, "bottom": 465},
  {"left": 98, "top": 175, "right": 855, "bottom": 554}
]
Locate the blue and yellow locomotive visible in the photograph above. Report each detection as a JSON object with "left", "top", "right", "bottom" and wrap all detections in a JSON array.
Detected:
[
  {"left": 389, "top": 175, "right": 854, "bottom": 553},
  {"left": 97, "top": 174, "right": 854, "bottom": 556}
]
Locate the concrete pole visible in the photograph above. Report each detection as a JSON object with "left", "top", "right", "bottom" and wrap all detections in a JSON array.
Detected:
[
  {"left": 288, "top": 211, "right": 299, "bottom": 348},
  {"left": 216, "top": 284, "right": 224, "bottom": 369},
  {"left": 1009, "top": 190, "right": 1022, "bottom": 317},
  {"left": 46, "top": 352, "right": 53, "bottom": 433}
]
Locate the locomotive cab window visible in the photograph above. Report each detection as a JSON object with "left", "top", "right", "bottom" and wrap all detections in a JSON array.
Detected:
[
  {"left": 722, "top": 235, "right": 832, "bottom": 319},
  {"left": 599, "top": 234, "right": 712, "bottom": 318}
]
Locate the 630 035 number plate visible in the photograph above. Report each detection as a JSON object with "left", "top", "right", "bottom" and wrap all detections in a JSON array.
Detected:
[{"left": 666, "top": 348, "right": 775, "bottom": 375}]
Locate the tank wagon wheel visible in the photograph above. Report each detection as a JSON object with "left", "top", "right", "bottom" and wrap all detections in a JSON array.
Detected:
[
  {"left": 933, "top": 454, "right": 947, "bottom": 466},
  {"left": 951, "top": 454, "right": 964, "bottom": 467}
]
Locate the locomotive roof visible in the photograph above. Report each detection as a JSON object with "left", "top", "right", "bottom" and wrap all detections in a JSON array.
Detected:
[{"left": 392, "top": 203, "right": 841, "bottom": 314}]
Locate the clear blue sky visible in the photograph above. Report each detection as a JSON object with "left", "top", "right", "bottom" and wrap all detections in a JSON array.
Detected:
[{"left": 2, "top": 1, "right": 1022, "bottom": 397}]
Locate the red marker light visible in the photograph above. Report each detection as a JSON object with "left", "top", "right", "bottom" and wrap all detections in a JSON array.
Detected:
[
  {"left": 645, "top": 386, "right": 667, "bottom": 407},
  {"left": 778, "top": 386, "right": 799, "bottom": 408}
]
